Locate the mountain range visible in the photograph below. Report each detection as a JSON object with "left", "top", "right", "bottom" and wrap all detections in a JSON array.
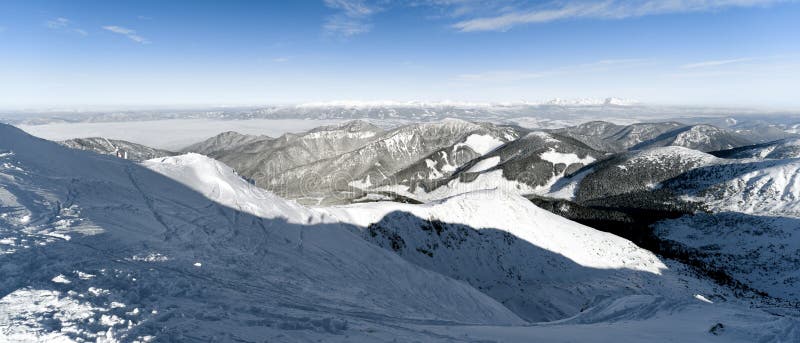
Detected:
[{"left": 4, "top": 118, "right": 800, "bottom": 341}]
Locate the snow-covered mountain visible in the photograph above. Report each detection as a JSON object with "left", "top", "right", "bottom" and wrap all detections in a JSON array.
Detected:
[
  {"left": 573, "top": 146, "right": 721, "bottom": 203},
  {"left": 60, "top": 137, "right": 176, "bottom": 161},
  {"left": 652, "top": 156, "right": 800, "bottom": 302},
  {"left": 181, "top": 131, "right": 272, "bottom": 156},
  {"left": 665, "top": 158, "right": 800, "bottom": 217},
  {"left": 246, "top": 119, "right": 519, "bottom": 204},
  {"left": 397, "top": 131, "right": 602, "bottom": 201},
  {"left": 711, "top": 138, "right": 800, "bottom": 160},
  {"left": 631, "top": 124, "right": 754, "bottom": 152},
  {"left": 173, "top": 119, "right": 782, "bottom": 207},
  {"left": 552, "top": 121, "right": 687, "bottom": 152},
  {"left": 1, "top": 123, "right": 797, "bottom": 341}
]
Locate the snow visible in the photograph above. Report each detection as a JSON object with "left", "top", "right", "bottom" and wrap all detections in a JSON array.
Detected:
[
  {"left": 525, "top": 131, "right": 561, "bottom": 143},
  {"left": 676, "top": 159, "right": 800, "bottom": 217},
  {"left": 456, "top": 134, "right": 505, "bottom": 155},
  {"left": 466, "top": 156, "right": 500, "bottom": 173},
  {"left": 540, "top": 149, "right": 596, "bottom": 166},
  {"left": 51, "top": 275, "right": 71, "bottom": 284},
  {"left": 544, "top": 167, "right": 595, "bottom": 200},
  {"left": 348, "top": 174, "right": 373, "bottom": 189},
  {"left": 695, "top": 294, "right": 714, "bottom": 303},
  {"left": 420, "top": 169, "right": 538, "bottom": 200},
  {"left": 142, "top": 153, "right": 320, "bottom": 224},
  {"left": 631, "top": 146, "right": 719, "bottom": 164}
]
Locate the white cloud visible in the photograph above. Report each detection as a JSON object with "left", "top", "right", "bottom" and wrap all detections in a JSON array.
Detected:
[
  {"left": 324, "top": 0, "right": 375, "bottom": 16},
  {"left": 681, "top": 57, "right": 755, "bottom": 69},
  {"left": 323, "top": 0, "right": 378, "bottom": 37},
  {"left": 451, "top": 0, "right": 788, "bottom": 32},
  {"left": 324, "top": 16, "right": 373, "bottom": 37},
  {"left": 272, "top": 57, "right": 290, "bottom": 63},
  {"left": 103, "top": 25, "right": 150, "bottom": 44},
  {"left": 46, "top": 17, "right": 70, "bottom": 29},
  {"left": 45, "top": 17, "right": 88, "bottom": 36}
]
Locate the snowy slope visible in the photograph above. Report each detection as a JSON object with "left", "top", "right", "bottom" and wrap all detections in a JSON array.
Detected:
[
  {"left": 666, "top": 158, "right": 800, "bottom": 217},
  {"left": 323, "top": 191, "right": 736, "bottom": 322},
  {"left": 0, "top": 124, "right": 526, "bottom": 341},
  {"left": 712, "top": 138, "right": 800, "bottom": 160},
  {"left": 653, "top": 156, "right": 800, "bottom": 302},
  {"left": 655, "top": 213, "right": 800, "bottom": 301}
]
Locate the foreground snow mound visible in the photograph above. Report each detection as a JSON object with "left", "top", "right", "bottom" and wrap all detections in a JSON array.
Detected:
[
  {"left": 142, "top": 153, "right": 318, "bottom": 224},
  {"left": 329, "top": 190, "right": 664, "bottom": 274},
  {"left": 324, "top": 190, "right": 683, "bottom": 321}
]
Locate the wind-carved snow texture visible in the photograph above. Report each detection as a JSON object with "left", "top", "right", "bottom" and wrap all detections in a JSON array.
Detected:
[{"left": 2, "top": 123, "right": 798, "bottom": 341}]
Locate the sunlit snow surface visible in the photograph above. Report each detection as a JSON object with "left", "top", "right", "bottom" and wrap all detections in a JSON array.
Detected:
[{"left": 1, "top": 125, "right": 798, "bottom": 342}]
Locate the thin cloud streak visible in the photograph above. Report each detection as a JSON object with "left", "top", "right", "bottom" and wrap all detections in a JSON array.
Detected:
[
  {"left": 103, "top": 25, "right": 150, "bottom": 44},
  {"left": 45, "top": 17, "right": 88, "bottom": 36},
  {"left": 681, "top": 57, "right": 755, "bottom": 69},
  {"left": 323, "top": 0, "right": 378, "bottom": 37},
  {"left": 452, "top": 0, "right": 789, "bottom": 32}
]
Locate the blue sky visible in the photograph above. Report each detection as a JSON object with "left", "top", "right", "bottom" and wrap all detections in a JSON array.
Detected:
[{"left": 1, "top": 0, "right": 799, "bottom": 109}]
